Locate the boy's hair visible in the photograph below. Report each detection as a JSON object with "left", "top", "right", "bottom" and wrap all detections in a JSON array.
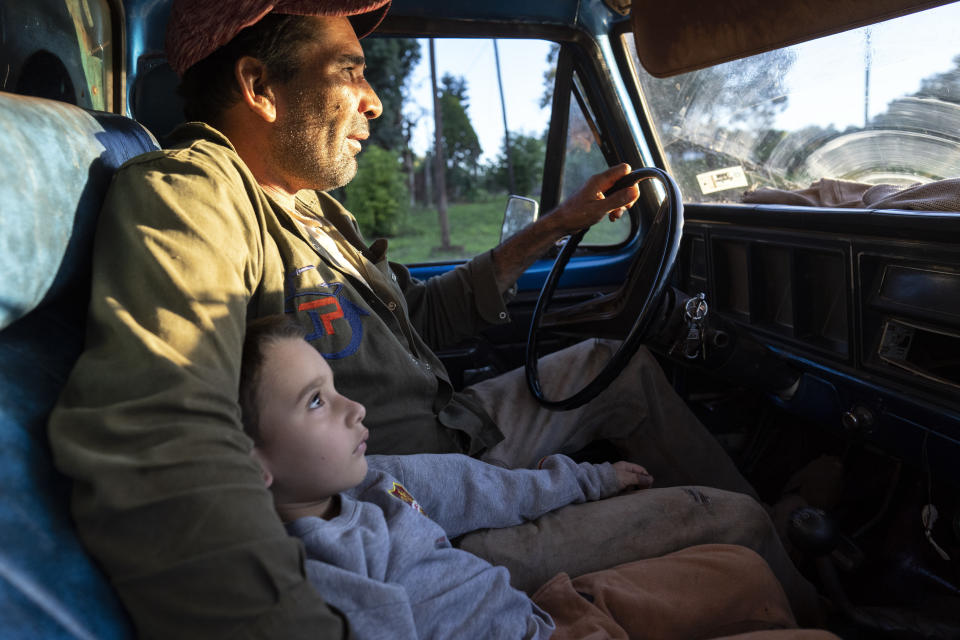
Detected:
[
  {"left": 239, "top": 314, "right": 308, "bottom": 443},
  {"left": 177, "top": 14, "right": 317, "bottom": 126}
]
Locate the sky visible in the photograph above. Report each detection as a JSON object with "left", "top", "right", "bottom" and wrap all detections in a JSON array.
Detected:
[
  {"left": 403, "top": 38, "right": 554, "bottom": 163},
  {"left": 393, "top": 2, "right": 960, "bottom": 163},
  {"left": 773, "top": 3, "right": 960, "bottom": 132}
]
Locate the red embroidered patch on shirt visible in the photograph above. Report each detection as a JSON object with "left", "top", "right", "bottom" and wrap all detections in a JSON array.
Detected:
[
  {"left": 298, "top": 297, "right": 345, "bottom": 334},
  {"left": 389, "top": 482, "right": 426, "bottom": 516}
]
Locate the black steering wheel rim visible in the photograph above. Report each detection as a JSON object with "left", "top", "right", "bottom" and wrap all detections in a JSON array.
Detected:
[{"left": 525, "top": 167, "right": 684, "bottom": 410}]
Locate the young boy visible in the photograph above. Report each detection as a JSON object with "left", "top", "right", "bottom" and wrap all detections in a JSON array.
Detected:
[{"left": 239, "top": 315, "right": 836, "bottom": 640}]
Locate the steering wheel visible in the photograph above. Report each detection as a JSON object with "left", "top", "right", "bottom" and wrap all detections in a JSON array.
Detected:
[{"left": 525, "top": 167, "right": 684, "bottom": 410}]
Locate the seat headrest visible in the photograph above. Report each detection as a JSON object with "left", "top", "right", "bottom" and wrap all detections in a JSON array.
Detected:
[{"left": 0, "top": 92, "right": 159, "bottom": 330}]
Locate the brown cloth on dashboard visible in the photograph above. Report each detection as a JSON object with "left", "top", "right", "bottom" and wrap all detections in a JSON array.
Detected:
[
  {"left": 742, "top": 177, "right": 960, "bottom": 211},
  {"left": 532, "top": 544, "right": 840, "bottom": 640}
]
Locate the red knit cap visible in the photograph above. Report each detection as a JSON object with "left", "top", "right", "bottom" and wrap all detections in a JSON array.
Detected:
[{"left": 165, "top": 0, "right": 391, "bottom": 76}]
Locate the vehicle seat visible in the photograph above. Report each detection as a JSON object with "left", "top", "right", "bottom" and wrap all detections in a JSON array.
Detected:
[{"left": 0, "top": 91, "right": 158, "bottom": 639}]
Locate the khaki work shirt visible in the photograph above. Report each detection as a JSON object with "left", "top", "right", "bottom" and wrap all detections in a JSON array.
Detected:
[{"left": 48, "top": 123, "right": 511, "bottom": 638}]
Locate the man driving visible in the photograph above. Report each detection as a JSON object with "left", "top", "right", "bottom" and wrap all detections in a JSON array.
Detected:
[{"left": 48, "top": 0, "right": 819, "bottom": 637}]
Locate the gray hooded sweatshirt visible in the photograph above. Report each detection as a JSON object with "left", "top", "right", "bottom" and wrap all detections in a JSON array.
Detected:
[{"left": 286, "top": 453, "right": 620, "bottom": 639}]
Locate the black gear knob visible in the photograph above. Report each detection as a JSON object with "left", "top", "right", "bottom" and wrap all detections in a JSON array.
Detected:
[{"left": 787, "top": 507, "right": 838, "bottom": 556}]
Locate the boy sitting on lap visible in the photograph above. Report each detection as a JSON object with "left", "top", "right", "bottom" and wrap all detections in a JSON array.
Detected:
[{"left": 238, "top": 315, "right": 836, "bottom": 640}]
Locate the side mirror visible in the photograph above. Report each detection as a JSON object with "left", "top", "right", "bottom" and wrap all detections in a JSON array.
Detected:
[{"left": 500, "top": 195, "right": 539, "bottom": 243}]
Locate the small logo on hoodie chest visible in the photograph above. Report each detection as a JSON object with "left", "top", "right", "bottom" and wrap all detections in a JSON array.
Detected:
[{"left": 388, "top": 482, "right": 426, "bottom": 516}]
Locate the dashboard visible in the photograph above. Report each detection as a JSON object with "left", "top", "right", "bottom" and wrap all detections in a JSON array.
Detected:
[{"left": 678, "top": 203, "right": 960, "bottom": 485}]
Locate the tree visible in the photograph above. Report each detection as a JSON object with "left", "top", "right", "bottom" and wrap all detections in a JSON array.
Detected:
[
  {"left": 488, "top": 132, "right": 545, "bottom": 197},
  {"left": 914, "top": 54, "right": 960, "bottom": 104},
  {"left": 344, "top": 145, "right": 408, "bottom": 237},
  {"left": 438, "top": 73, "right": 483, "bottom": 199},
  {"left": 539, "top": 43, "right": 560, "bottom": 109},
  {"left": 361, "top": 38, "right": 422, "bottom": 152}
]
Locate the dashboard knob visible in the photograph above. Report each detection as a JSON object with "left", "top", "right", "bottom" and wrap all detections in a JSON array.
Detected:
[{"left": 841, "top": 405, "right": 875, "bottom": 432}]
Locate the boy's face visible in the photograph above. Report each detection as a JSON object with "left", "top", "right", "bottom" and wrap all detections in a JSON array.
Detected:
[{"left": 253, "top": 337, "right": 369, "bottom": 509}]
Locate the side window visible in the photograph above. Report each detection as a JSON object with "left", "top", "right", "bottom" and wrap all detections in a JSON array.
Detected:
[
  {"left": 565, "top": 74, "right": 632, "bottom": 246},
  {"left": 3, "top": 0, "right": 117, "bottom": 112},
  {"left": 347, "top": 36, "right": 553, "bottom": 264},
  {"left": 351, "top": 36, "right": 628, "bottom": 264}
]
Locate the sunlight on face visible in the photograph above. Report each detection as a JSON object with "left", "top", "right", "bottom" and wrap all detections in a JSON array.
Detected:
[{"left": 272, "top": 16, "right": 382, "bottom": 191}]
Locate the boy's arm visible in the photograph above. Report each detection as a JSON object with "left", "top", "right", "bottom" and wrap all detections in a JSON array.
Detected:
[{"left": 366, "top": 453, "right": 621, "bottom": 539}]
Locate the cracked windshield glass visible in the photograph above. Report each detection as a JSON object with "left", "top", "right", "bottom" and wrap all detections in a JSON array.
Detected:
[{"left": 623, "top": 2, "right": 960, "bottom": 204}]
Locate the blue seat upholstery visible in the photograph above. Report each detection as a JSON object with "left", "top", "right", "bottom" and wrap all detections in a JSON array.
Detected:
[{"left": 0, "top": 91, "right": 158, "bottom": 639}]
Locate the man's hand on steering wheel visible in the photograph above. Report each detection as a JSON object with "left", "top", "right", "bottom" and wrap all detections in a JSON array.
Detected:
[
  {"left": 547, "top": 163, "right": 642, "bottom": 235},
  {"left": 491, "top": 164, "right": 642, "bottom": 291},
  {"left": 525, "top": 165, "right": 684, "bottom": 410}
]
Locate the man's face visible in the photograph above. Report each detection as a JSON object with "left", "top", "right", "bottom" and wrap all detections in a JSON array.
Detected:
[
  {"left": 254, "top": 336, "right": 369, "bottom": 506},
  {"left": 271, "top": 16, "right": 382, "bottom": 192}
]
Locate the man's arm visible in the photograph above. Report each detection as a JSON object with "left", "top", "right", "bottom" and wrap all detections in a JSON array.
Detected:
[
  {"left": 48, "top": 149, "right": 348, "bottom": 639},
  {"left": 490, "top": 163, "right": 641, "bottom": 292},
  {"left": 394, "top": 164, "right": 640, "bottom": 350}
]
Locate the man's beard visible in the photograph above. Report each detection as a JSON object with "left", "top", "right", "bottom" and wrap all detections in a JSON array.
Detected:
[{"left": 273, "top": 90, "right": 365, "bottom": 192}]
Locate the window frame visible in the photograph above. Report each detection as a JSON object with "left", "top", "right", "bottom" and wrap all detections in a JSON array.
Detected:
[{"left": 372, "top": 16, "right": 647, "bottom": 265}]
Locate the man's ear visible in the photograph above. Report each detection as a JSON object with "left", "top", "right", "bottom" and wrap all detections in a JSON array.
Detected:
[
  {"left": 251, "top": 448, "right": 274, "bottom": 488},
  {"left": 235, "top": 56, "right": 278, "bottom": 123}
]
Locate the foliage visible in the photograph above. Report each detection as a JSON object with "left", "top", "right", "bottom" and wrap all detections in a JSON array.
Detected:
[
  {"left": 388, "top": 196, "right": 505, "bottom": 263},
  {"left": 914, "top": 54, "right": 960, "bottom": 104},
  {"left": 540, "top": 43, "right": 560, "bottom": 109},
  {"left": 362, "top": 38, "right": 422, "bottom": 152},
  {"left": 487, "top": 132, "right": 546, "bottom": 197},
  {"left": 344, "top": 145, "right": 408, "bottom": 237},
  {"left": 643, "top": 48, "right": 795, "bottom": 157},
  {"left": 559, "top": 94, "right": 606, "bottom": 199},
  {"left": 561, "top": 142, "right": 606, "bottom": 200},
  {"left": 438, "top": 73, "right": 483, "bottom": 200}
]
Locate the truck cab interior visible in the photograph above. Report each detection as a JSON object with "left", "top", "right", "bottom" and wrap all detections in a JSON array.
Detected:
[{"left": 2, "top": 0, "right": 960, "bottom": 638}]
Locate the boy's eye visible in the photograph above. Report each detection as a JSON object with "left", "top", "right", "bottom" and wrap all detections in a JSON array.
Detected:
[{"left": 308, "top": 393, "right": 324, "bottom": 410}]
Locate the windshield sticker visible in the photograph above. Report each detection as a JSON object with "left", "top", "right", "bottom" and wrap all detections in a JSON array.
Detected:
[{"left": 696, "top": 166, "right": 749, "bottom": 195}]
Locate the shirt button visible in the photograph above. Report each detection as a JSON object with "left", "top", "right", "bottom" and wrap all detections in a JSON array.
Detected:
[
  {"left": 498, "top": 311, "right": 507, "bottom": 319},
  {"left": 387, "top": 301, "right": 397, "bottom": 311}
]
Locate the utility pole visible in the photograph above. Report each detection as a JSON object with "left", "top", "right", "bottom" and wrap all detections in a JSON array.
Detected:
[
  {"left": 401, "top": 117, "right": 415, "bottom": 208},
  {"left": 429, "top": 38, "right": 452, "bottom": 251},
  {"left": 864, "top": 28, "right": 872, "bottom": 128},
  {"left": 493, "top": 39, "right": 516, "bottom": 194}
]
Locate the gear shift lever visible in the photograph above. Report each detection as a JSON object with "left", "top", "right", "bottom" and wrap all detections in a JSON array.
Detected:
[
  {"left": 788, "top": 507, "right": 838, "bottom": 557},
  {"left": 786, "top": 507, "right": 956, "bottom": 636}
]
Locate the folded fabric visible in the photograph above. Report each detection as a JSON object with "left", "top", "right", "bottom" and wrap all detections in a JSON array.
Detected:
[
  {"left": 742, "top": 177, "right": 960, "bottom": 211},
  {"left": 532, "top": 544, "right": 801, "bottom": 640}
]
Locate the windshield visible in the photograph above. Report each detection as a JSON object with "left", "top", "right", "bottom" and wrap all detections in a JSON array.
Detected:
[{"left": 623, "top": 3, "right": 960, "bottom": 204}]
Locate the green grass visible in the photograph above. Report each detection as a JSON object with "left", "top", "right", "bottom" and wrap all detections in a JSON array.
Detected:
[
  {"left": 384, "top": 194, "right": 632, "bottom": 264},
  {"left": 387, "top": 196, "right": 505, "bottom": 264}
]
